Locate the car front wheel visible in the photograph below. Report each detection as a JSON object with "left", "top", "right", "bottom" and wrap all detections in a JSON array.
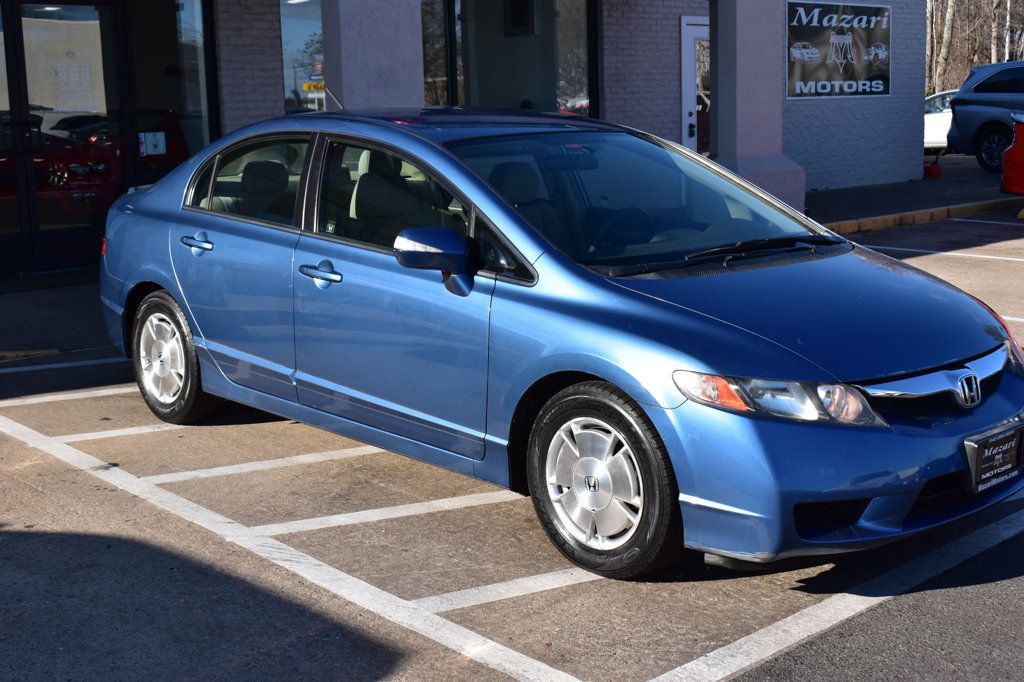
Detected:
[
  {"left": 132, "top": 290, "right": 221, "bottom": 424},
  {"left": 527, "top": 381, "right": 692, "bottom": 578}
]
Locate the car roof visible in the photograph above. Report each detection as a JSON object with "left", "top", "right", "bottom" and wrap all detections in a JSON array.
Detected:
[{"left": 289, "top": 107, "right": 627, "bottom": 143}]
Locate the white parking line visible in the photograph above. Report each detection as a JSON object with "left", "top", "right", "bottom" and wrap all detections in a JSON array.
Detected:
[
  {"left": 1005, "top": 316, "right": 1024, "bottom": 323},
  {"left": 0, "top": 356, "right": 128, "bottom": 374},
  {"left": 55, "top": 422, "right": 186, "bottom": 443},
  {"left": 414, "top": 567, "right": 603, "bottom": 614},
  {"left": 952, "top": 217, "right": 1024, "bottom": 228},
  {"left": 250, "top": 490, "right": 525, "bottom": 537},
  {"left": 142, "top": 445, "right": 382, "bottom": 485},
  {"left": 0, "top": 414, "right": 575, "bottom": 681},
  {"left": 0, "top": 385, "right": 137, "bottom": 408},
  {"left": 651, "top": 492, "right": 1024, "bottom": 682},
  {"left": 864, "top": 244, "right": 1024, "bottom": 263}
]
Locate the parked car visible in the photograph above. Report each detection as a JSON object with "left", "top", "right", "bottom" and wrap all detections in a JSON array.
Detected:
[
  {"left": 947, "top": 61, "right": 1024, "bottom": 171},
  {"left": 789, "top": 41, "right": 821, "bottom": 63},
  {"left": 100, "top": 110, "right": 1024, "bottom": 578},
  {"left": 864, "top": 43, "right": 889, "bottom": 64},
  {"left": 924, "top": 89, "right": 956, "bottom": 150}
]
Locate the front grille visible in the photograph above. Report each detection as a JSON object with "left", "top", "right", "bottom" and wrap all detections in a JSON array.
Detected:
[
  {"left": 867, "top": 371, "right": 1002, "bottom": 421},
  {"left": 794, "top": 498, "right": 870, "bottom": 538}
]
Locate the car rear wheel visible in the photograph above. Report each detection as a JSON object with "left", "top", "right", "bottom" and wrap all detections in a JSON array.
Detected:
[
  {"left": 526, "top": 381, "right": 693, "bottom": 578},
  {"left": 975, "top": 125, "right": 1013, "bottom": 172},
  {"left": 132, "top": 290, "right": 221, "bottom": 424}
]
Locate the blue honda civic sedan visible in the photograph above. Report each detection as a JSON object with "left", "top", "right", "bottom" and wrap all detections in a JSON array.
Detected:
[{"left": 100, "top": 109, "right": 1024, "bottom": 578}]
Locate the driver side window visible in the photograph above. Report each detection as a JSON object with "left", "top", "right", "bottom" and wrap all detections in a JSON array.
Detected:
[{"left": 316, "top": 139, "right": 468, "bottom": 249}]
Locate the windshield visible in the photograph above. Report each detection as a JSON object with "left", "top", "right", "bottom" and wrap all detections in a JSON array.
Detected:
[{"left": 447, "top": 131, "right": 829, "bottom": 268}]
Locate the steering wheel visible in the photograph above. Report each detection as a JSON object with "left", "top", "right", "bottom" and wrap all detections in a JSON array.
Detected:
[{"left": 589, "top": 207, "right": 656, "bottom": 252}]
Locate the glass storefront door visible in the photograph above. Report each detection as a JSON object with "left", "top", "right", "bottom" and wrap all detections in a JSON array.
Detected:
[
  {"left": 22, "top": 3, "right": 120, "bottom": 269},
  {"left": 681, "top": 18, "right": 711, "bottom": 154},
  {"left": 0, "top": 0, "right": 215, "bottom": 276}
]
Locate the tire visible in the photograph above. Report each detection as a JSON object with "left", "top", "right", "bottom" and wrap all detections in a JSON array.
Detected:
[
  {"left": 974, "top": 124, "right": 1013, "bottom": 172},
  {"left": 131, "top": 290, "right": 222, "bottom": 424},
  {"left": 526, "top": 381, "right": 693, "bottom": 579}
]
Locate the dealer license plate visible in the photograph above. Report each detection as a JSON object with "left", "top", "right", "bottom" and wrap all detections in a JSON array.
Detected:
[{"left": 964, "top": 428, "right": 1022, "bottom": 494}]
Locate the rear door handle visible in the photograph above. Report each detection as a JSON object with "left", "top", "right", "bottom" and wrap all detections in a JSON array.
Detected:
[
  {"left": 180, "top": 233, "right": 214, "bottom": 252},
  {"left": 299, "top": 260, "right": 343, "bottom": 286}
]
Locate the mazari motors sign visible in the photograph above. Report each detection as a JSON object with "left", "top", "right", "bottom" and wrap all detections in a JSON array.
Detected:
[{"left": 787, "top": 2, "right": 891, "bottom": 98}]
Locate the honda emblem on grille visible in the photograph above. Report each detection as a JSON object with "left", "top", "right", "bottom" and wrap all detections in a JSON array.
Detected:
[{"left": 956, "top": 372, "right": 981, "bottom": 408}]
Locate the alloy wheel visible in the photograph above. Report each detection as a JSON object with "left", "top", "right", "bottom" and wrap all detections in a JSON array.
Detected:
[
  {"left": 138, "top": 312, "right": 186, "bottom": 404},
  {"left": 545, "top": 416, "right": 644, "bottom": 550},
  {"left": 980, "top": 132, "right": 1010, "bottom": 169}
]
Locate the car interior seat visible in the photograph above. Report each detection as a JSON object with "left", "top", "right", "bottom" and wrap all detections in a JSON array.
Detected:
[{"left": 488, "top": 162, "right": 575, "bottom": 255}]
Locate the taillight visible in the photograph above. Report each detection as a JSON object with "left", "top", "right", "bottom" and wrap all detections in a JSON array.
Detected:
[{"left": 100, "top": 236, "right": 106, "bottom": 255}]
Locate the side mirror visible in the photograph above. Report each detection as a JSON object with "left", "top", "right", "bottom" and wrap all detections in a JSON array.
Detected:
[{"left": 393, "top": 227, "right": 474, "bottom": 296}]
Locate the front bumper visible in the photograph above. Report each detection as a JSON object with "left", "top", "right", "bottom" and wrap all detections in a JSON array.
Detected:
[{"left": 648, "top": 370, "right": 1024, "bottom": 562}]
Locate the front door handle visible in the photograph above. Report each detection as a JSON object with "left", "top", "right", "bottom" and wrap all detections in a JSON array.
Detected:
[
  {"left": 180, "top": 233, "right": 214, "bottom": 253},
  {"left": 299, "top": 260, "right": 343, "bottom": 287}
]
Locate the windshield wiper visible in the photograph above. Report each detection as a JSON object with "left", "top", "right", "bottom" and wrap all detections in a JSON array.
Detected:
[
  {"left": 600, "top": 234, "right": 844, "bottom": 277},
  {"left": 680, "top": 234, "right": 842, "bottom": 262}
]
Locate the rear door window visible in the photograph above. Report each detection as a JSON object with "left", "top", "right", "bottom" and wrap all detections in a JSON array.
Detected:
[
  {"left": 974, "top": 67, "right": 1024, "bottom": 94},
  {"left": 199, "top": 136, "right": 310, "bottom": 227}
]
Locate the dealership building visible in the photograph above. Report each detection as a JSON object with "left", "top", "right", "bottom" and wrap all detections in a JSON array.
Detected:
[{"left": 0, "top": 0, "right": 923, "bottom": 276}]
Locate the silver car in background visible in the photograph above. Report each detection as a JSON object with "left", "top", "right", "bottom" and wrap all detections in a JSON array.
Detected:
[{"left": 947, "top": 61, "right": 1024, "bottom": 171}]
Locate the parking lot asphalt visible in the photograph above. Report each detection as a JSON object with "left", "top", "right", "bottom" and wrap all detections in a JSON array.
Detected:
[{"left": 1, "top": 210, "right": 1023, "bottom": 680}]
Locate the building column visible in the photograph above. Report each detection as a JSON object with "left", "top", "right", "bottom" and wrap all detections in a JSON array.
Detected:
[
  {"left": 710, "top": 0, "right": 806, "bottom": 211},
  {"left": 213, "top": 0, "right": 285, "bottom": 133},
  {"left": 322, "top": 0, "right": 425, "bottom": 109}
]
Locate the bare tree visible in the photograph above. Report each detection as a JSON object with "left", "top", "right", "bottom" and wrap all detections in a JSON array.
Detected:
[
  {"left": 926, "top": 0, "right": 935, "bottom": 92},
  {"left": 991, "top": 0, "right": 1001, "bottom": 64},
  {"left": 1005, "top": 0, "right": 1013, "bottom": 61},
  {"left": 935, "top": 0, "right": 958, "bottom": 86}
]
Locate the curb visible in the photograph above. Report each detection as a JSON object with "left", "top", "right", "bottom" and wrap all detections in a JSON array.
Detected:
[{"left": 823, "top": 196, "right": 1024, "bottom": 235}]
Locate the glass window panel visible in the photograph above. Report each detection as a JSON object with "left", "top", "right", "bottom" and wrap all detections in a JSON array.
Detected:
[
  {"left": 128, "top": 0, "right": 212, "bottom": 185},
  {"left": 22, "top": 4, "right": 121, "bottom": 232},
  {"left": 207, "top": 137, "right": 309, "bottom": 226},
  {"left": 317, "top": 139, "right": 467, "bottom": 248},
  {"left": 0, "top": 12, "right": 17, "bottom": 234},
  {"left": 280, "top": 0, "right": 325, "bottom": 114},
  {"left": 422, "top": 0, "right": 450, "bottom": 105},
  {"left": 422, "top": 0, "right": 587, "bottom": 114}
]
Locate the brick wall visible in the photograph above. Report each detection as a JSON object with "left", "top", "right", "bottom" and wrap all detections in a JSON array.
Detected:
[
  {"left": 782, "top": 0, "right": 925, "bottom": 189},
  {"left": 212, "top": 0, "right": 286, "bottom": 133},
  {"left": 599, "top": 0, "right": 709, "bottom": 142}
]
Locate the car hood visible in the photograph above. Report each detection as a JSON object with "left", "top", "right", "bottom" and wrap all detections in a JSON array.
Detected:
[{"left": 609, "top": 246, "right": 1006, "bottom": 382}]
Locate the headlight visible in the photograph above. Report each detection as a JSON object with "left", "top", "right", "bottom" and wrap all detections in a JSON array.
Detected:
[{"left": 673, "top": 370, "right": 885, "bottom": 426}]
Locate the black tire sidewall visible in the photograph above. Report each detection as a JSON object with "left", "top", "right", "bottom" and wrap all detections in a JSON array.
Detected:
[
  {"left": 527, "top": 384, "right": 680, "bottom": 578},
  {"left": 976, "top": 128, "right": 1011, "bottom": 172},
  {"left": 132, "top": 292, "right": 202, "bottom": 424}
]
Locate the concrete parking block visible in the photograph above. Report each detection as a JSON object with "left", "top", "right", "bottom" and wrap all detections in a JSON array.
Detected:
[
  {"left": 162, "top": 451, "right": 499, "bottom": 527},
  {"left": 75, "top": 416, "right": 362, "bottom": 477},
  {"left": 285, "top": 497, "right": 574, "bottom": 601}
]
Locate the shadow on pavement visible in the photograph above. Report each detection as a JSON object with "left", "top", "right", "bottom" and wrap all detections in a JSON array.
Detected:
[
  {"left": 640, "top": 495, "right": 1024, "bottom": 599},
  {"left": 0, "top": 529, "right": 401, "bottom": 679}
]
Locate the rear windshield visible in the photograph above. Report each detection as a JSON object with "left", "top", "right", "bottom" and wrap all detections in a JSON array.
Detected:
[{"left": 447, "top": 131, "right": 823, "bottom": 268}]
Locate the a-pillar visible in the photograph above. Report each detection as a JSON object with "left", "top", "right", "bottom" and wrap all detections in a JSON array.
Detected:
[
  {"left": 710, "top": 0, "right": 806, "bottom": 211},
  {"left": 321, "top": 0, "right": 425, "bottom": 109}
]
